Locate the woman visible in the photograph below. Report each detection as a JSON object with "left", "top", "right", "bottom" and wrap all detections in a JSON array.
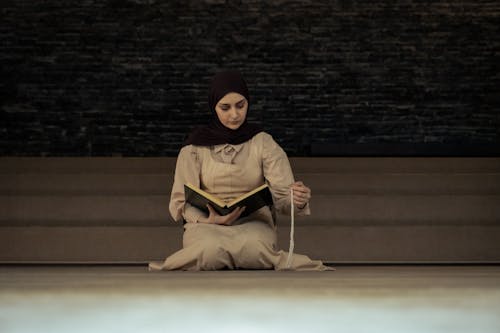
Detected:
[{"left": 149, "top": 71, "right": 332, "bottom": 271}]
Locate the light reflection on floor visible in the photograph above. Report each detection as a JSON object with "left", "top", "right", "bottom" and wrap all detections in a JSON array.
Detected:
[{"left": 1, "top": 266, "right": 500, "bottom": 333}]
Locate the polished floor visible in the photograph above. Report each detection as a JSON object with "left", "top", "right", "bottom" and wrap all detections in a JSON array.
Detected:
[{"left": 1, "top": 265, "right": 500, "bottom": 333}]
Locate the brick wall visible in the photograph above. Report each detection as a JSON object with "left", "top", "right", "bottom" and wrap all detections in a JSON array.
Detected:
[{"left": 1, "top": 0, "right": 499, "bottom": 156}]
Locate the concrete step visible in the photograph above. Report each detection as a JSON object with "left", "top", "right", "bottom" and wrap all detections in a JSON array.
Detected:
[
  {"left": 1, "top": 194, "right": 499, "bottom": 226},
  {"left": 0, "top": 195, "right": 171, "bottom": 225},
  {"left": 294, "top": 173, "right": 500, "bottom": 194},
  {"left": 0, "top": 157, "right": 176, "bottom": 173},
  {"left": 2, "top": 157, "right": 499, "bottom": 173},
  {"left": 290, "top": 157, "right": 500, "bottom": 173},
  {"left": 0, "top": 174, "right": 173, "bottom": 195},
  {"left": 1, "top": 157, "right": 498, "bottom": 263},
  {"left": 1, "top": 225, "right": 498, "bottom": 263},
  {"left": 1, "top": 173, "right": 499, "bottom": 195},
  {"left": 0, "top": 226, "right": 182, "bottom": 263},
  {"left": 276, "top": 225, "right": 500, "bottom": 263}
]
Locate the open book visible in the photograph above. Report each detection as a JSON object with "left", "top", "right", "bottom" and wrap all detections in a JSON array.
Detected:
[{"left": 184, "top": 183, "right": 273, "bottom": 218}]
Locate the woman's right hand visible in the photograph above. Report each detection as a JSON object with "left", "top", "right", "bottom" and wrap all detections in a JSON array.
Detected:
[{"left": 198, "top": 204, "right": 245, "bottom": 225}]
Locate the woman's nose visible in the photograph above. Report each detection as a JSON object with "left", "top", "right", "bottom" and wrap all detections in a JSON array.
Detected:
[{"left": 230, "top": 107, "right": 239, "bottom": 118}]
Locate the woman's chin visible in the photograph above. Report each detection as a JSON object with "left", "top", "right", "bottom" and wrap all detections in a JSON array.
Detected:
[{"left": 226, "top": 123, "right": 242, "bottom": 130}]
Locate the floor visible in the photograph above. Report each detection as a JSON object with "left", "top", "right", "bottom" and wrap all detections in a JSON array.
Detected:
[{"left": 1, "top": 265, "right": 500, "bottom": 333}]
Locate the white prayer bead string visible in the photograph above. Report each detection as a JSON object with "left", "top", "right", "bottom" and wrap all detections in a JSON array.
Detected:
[{"left": 286, "top": 187, "right": 295, "bottom": 269}]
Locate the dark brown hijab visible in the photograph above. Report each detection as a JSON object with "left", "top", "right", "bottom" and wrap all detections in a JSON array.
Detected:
[{"left": 184, "top": 71, "right": 263, "bottom": 146}]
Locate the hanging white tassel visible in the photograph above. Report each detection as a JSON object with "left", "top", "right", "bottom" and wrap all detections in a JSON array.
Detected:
[{"left": 286, "top": 187, "right": 295, "bottom": 269}]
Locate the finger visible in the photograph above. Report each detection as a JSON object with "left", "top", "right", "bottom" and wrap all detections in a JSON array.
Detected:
[
  {"left": 293, "top": 190, "right": 305, "bottom": 197},
  {"left": 293, "top": 197, "right": 307, "bottom": 205},
  {"left": 231, "top": 206, "right": 245, "bottom": 218},
  {"left": 229, "top": 207, "right": 242, "bottom": 216},
  {"left": 294, "top": 191, "right": 311, "bottom": 200},
  {"left": 294, "top": 202, "right": 307, "bottom": 209},
  {"left": 294, "top": 201, "right": 307, "bottom": 209},
  {"left": 292, "top": 190, "right": 309, "bottom": 199},
  {"left": 206, "top": 204, "right": 216, "bottom": 215},
  {"left": 227, "top": 206, "right": 245, "bottom": 218},
  {"left": 222, "top": 207, "right": 245, "bottom": 226},
  {"left": 207, "top": 204, "right": 224, "bottom": 220},
  {"left": 294, "top": 196, "right": 308, "bottom": 204},
  {"left": 291, "top": 186, "right": 308, "bottom": 193},
  {"left": 291, "top": 183, "right": 310, "bottom": 192}
]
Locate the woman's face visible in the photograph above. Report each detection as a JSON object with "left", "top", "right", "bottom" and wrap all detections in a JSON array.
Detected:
[{"left": 215, "top": 92, "right": 248, "bottom": 130}]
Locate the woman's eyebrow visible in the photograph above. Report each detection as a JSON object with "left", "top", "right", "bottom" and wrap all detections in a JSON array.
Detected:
[{"left": 219, "top": 99, "right": 246, "bottom": 106}]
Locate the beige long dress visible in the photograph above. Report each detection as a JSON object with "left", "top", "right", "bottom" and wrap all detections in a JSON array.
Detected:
[{"left": 148, "top": 132, "right": 333, "bottom": 271}]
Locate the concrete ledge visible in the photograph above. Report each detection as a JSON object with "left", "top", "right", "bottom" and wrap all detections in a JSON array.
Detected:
[
  {"left": 1, "top": 157, "right": 499, "bottom": 263},
  {"left": 1, "top": 225, "right": 499, "bottom": 263}
]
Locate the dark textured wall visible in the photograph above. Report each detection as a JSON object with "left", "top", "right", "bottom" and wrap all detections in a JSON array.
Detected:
[{"left": 1, "top": 0, "right": 499, "bottom": 156}]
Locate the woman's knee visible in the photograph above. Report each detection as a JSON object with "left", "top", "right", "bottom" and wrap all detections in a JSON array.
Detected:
[
  {"left": 236, "top": 237, "right": 275, "bottom": 269},
  {"left": 197, "top": 241, "right": 230, "bottom": 270}
]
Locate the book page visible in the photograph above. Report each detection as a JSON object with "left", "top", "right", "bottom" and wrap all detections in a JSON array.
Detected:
[{"left": 227, "top": 184, "right": 269, "bottom": 207}]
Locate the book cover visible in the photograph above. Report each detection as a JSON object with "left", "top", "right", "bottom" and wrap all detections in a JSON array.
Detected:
[{"left": 184, "top": 183, "right": 273, "bottom": 217}]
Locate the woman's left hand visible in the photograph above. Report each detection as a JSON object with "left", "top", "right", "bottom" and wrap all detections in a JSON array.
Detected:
[{"left": 291, "top": 181, "right": 311, "bottom": 209}]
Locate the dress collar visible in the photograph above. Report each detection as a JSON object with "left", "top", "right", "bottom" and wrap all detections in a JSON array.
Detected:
[{"left": 213, "top": 143, "right": 244, "bottom": 154}]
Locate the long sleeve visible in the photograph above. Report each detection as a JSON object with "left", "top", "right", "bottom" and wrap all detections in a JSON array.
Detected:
[
  {"left": 261, "top": 133, "right": 310, "bottom": 216},
  {"left": 169, "top": 145, "right": 206, "bottom": 223}
]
